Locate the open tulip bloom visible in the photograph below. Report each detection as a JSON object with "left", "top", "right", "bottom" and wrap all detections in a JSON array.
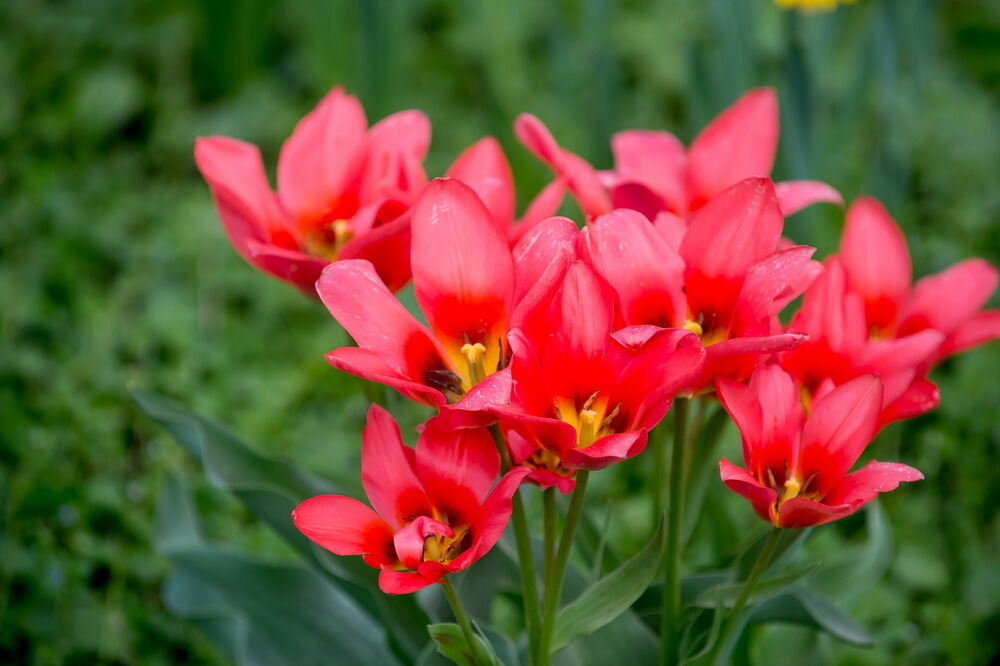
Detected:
[
  {"left": 718, "top": 366, "right": 923, "bottom": 528},
  {"left": 516, "top": 87, "right": 842, "bottom": 221},
  {"left": 195, "top": 86, "right": 430, "bottom": 295},
  {"left": 166, "top": 85, "right": 1000, "bottom": 666},
  {"left": 293, "top": 405, "right": 529, "bottom": 594}
]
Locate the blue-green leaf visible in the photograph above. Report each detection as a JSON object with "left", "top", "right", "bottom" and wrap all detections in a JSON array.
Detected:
[{"left": 551, "top": 516, "right": 665, "bottom": 652}]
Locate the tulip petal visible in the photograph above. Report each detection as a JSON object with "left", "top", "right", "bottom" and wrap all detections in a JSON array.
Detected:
[
  {"left": 689, "top": 88, "right": 779, "bottom": 202},
  {"left": 471, "top": 467, "right": 531, "bottom": 561},
  {"left": 878, "top": 377, "right": 939, "bottom": 429},
  {"left": 681, "top": 178, "right": 784, "bottom": 335},
  {"left": 823, "top": 461, "right": 923, "bottom": 507},
  {"left": 682, "top": 177, "right": 784, "bottom": 281},
  {"left": 338, "top": 212, "right": 412, "bottom": 292},
  {"left": 776, "top": 497, "right": 854, "bottom": 529},
  {"left": 411, "top": 178, "right": 514, "bottom": 352},
  {"left": 556, "top": 261, "right": 615, "bottom": 361},
  {"left": 611, "top": 130, "right": 690, "bottom": 215},
  {"left": 277, "top": 87, "right": 368, "bottom": 221},
  {"left": 840, "top": 197, "right": 912, "bottom": 332},
  {"left": 378, "top": 569, "right": 438, "bottom": 594},
  {"left": 325, "top": 347, "right": 447, "bottom": 408},
  {"left": 292, "top": 495, "right": 395, "bottom": 563},
  {"left": 775, "top": 180, "right": 843, "bottom": 216},
  {"left": 446, "top": 137, "right": 515, "bottom": 230},
  {"left": 719, "top": 458, "right": 778, "bottom": 524},
  {"left": 652, "top": 212, "right": 687, "bottom": 253},
  {"left": 361, "top": 405, "right": 432, "bottom": 528},
  {"left": 898, "top": 259, "right": 999, "bottom": 338},
  {"left": 317, "top": 259, "right": 450, "bottom": 385},
  {"left": 610, "top": 183, "right": 668, "bottom": 222},
  {"left": 733, "top": 245, "right": 821, "bottom": 332},
  {"left": 393, "top": 516, "right": 453, "bottom": 571},
  {"left": 243, "top": 241, "right": 328, "bottom": 297},
  {"left": 800, "top": 375, "right": 882, "bottom": 493},
  {"left": 361, "top": 110, "right": 431, "bottom": 206},
  {"left": 416, "top": 421, "right": 500, "bottom": 509},
  {"left": 586, "top": 209, "right": 686, "bottom": 328},
  {"left": 194, "top": 136, "right": 291, "bottom": 258},
  {"left": 514, "top": 113, "right": 612, "bottom": 217},
  {"left": 941, "top": 309, "right": 1000, "bottom": 357},
  {"left": 564, "top": 430, "right": 648, "bottom": 470}
]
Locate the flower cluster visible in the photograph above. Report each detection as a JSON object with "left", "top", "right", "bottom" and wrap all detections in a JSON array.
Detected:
[{"left": 197, "top": 84, "right": 997, "bottom": 661}]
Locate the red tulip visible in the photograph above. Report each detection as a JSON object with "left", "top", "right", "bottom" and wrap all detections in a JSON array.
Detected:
[
  {"left": 516, "top": 88, "right": 841, "bottom": 221},
  {"left": 195, "top": 86, "right": 430, "bottom": 295},
  {"left": 292, "top": 406, "right": 529, "bottom": 594},
  {"left": 717, "top": 366, "right": 922, "bottom": 528},
  {"left": 781, "top": 257, "right": 945, "bottom": 426},
  {"left": 494, "top": 260, "right": 705, "bottom": 472},
  {"left": 320, "top": 178, "right": 560, "bottom": 412},
  {"left": 839, "top": 197, "right": 1000, "bottom": 362},
  {"left": 584, "top": 179, "right": 821, "bottom": 391}
]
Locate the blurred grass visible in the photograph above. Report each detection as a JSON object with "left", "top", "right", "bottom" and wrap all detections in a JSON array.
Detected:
[{"left": 0, "top": 0, "right": 997, "bottom": 664}]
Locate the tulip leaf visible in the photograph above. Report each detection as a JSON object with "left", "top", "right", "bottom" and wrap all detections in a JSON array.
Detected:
[
  {"left": 748, "top": 586, "right": 875, "bottom": 646},
  {"left": 550, "top": 516, "right": 665, "bottom": 652},
  {"left": 692, "top": 562, "right": 821, "bottom": 608},
  {"left": 156, "top": 473, "right": 403, "bottom": 666},
  {"left": 427, "top": 623, "right": 504, "bottom": 666},
  {"left": 134, "top": 389, "right": 431, "bottom": 662}
]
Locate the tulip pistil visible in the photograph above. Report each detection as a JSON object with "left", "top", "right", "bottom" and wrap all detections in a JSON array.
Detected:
[
  {"left": 461, "top": 342, "right": 488, "bottom": 386},
  {"left": 682, "top": 319, "right": 703, "bottom": 336}
]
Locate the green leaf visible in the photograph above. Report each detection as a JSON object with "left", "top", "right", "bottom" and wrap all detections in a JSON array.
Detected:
[
  {"left": 136, "top": 389, "right": 430, "bottom": 662},
  {"left": 735, "top": 527, "right": 811, "bottom": 580},
  {"left": 810, "top": 502, "right": 892, "bottom": 604},
  {"left": 749, "top": 586, "right": 875, "bottom": 646},
  {"left": 427, "top": 623, "right": 503, "bottom": 666},
  {"left": 551, "top": 516, "right": 665, "bottom": 652},
  {"left": 692, "top": 563, "right": 821, "bottom": 609},
  {"left": 156, "top": 473, "right": 402, "bottom": 665},
  {"left": 166, "top": 550, "right": 404, "bottom": 666}
]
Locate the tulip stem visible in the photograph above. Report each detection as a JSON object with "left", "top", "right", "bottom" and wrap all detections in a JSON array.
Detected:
[
  {"left": 488, "top": 425, "right": 541, "bottom": 665},
  {"left": 707, "top": 527, "right": 782, "bottom": 665},
  {"left": 659, "top": 397, "right": 690, "bottom": 665},
  {"left": 537, "top": 469, "right": 590, "bottom": 665},
  {"left": 543, "top": 488, "right": 557, "bottom": 577},
  {"left": 442, "top": 578, "right": 488, "bottom": 665}
]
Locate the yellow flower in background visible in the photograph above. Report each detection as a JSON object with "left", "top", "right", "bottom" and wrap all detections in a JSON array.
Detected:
[{"left": 775, "top": 0, "right": 857, "bottom": 10}]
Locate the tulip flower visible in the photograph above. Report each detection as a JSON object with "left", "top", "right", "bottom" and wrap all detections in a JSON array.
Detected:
[
  {"left": 445, "top": 136, "right": 566, "bottom": 244},
  {"left": 839, "top": 197, "right": 1000, "bottom": 363},
  {"left": 717, "top": 366, "right": 922, "bottom": 528},
  {"left": 584, "top": 178, "right": 821, "bottom": 391},
  {"left": 495, "top": 260, "right": 705, "bottom": 472},
  {"left": 319, "top": 178, "right": 525, "bottom": 410},
  {"left": 195, "top": 86, "right": 429, "bottom": 295},
  {"left": 781, "top": 256, "right": 945, "bottom": 426},
  {"left": 292, "top": 406, "right": 529, "bottom": 593},
  {"left": 516, "top": 88, "right": 841, "bottom": 221}
]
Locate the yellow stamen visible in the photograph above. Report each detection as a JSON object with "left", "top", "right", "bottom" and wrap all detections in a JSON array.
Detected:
[
  {"left": 461, "top": 342, "right": 488, "bottom": 386},
  {"left": 682, "top": 319, "right": 703, "bottom": 336}
]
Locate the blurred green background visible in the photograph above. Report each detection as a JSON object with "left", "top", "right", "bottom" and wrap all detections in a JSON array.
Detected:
[{"left": 1, "top": 0, "right": 998, "bottom": 664}]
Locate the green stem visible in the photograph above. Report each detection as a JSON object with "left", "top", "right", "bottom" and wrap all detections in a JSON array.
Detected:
[
  {"left": 650, "top": 420, "right": 669, "bottom": 526},
  {"left": 708, "top": 527, "right": 782, "bottom": 665},
  {"left": 442, "top": 578, "right": 487, "bottom": 665},
  {"left": 489, "top": 425, "right": 540, "bottom": 665},
  {"left": 659, "top": 397, "right": 690, "bottom": 666},
  {"left": 543, "top": 487, "right": 557, "bottom": 578},
  {"left": 537, "top": 469, "right": 590, "bottom": 666}
]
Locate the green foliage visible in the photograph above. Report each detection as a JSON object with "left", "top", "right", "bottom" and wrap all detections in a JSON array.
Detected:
[{"left": 1, "top": 0, "right": 997, "bottom": 664}]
